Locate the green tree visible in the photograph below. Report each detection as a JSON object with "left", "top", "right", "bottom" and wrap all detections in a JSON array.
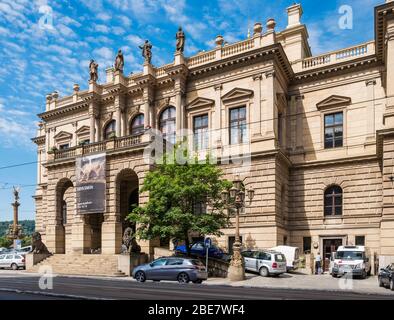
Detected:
[
  {"left": 0, "top": 236, "right": 12, "bottom": 248},
  {"left": 127, "top": 148, "right": 231, "bottom": 256}
]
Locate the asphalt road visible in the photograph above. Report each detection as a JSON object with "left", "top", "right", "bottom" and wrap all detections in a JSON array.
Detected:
[{"left": 0, "top": 274, "right": 393, "bottom": 300}]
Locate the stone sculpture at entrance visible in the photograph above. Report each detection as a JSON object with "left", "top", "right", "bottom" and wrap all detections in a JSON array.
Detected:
[
  {"left": 31, "top": 232, "right": 50, "bottom": 254},
  {"left": 122, "top": 227, "right": 141, "bottom": 254}
]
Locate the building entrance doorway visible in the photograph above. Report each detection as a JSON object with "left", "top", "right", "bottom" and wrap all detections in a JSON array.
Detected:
[{"left": 322, "top": 238, "right": 343, "bottom": 272}]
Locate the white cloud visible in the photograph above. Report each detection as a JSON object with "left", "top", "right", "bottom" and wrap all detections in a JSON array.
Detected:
[
  {"left": 93, "top": 47, "right": 114, "bottom": 60},
  {"left": 94, "top": 24, "right": 110, "bottom": 33},
  {"left": 126, "top": 34, "right": 144, "bottom": 46},
  {"left": 97, "top": 12, "right": 112, "bottom": 21}
]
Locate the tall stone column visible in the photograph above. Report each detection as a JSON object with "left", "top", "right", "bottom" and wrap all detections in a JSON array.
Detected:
[
  {"left": 264, "top": 70, "right": 276, "bottom": 139},
  {"left": 295, "top": 95, "right": 305, "bottom": 152},
  {"left": 252, "top": 74, "right": 262, "bottom": 138},
  {"left": 71, "top": 215, "right": 91, "bottom": 254},
  {"left": 89, "top": 101, "right": 98, "bottom": 143},
  {"left": 143, "top": 87, "right": 152, "bottom": 129},
  {"left": 114, "top": 95, "right": 125, "bottom": 138},
  {"left": 174, "top": 78, "right": 186, "bottom": 140},
  {"left": 101, "top": 215, "right": 122, "bottom": 254},
  {"left": 213, "top": 84, "right": 222, "bottom": 145},
  {"left": 384, "top": 15, "right": 394, "bottom": 126}
]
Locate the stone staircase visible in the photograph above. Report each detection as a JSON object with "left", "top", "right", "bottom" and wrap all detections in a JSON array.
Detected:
[{"left": 27, "top": 254, "right": 126, "bottom": 277}]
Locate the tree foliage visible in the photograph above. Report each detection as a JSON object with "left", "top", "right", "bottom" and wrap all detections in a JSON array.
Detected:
[{"left": 127, "top": 149, "right": 231, "bottom": 255}]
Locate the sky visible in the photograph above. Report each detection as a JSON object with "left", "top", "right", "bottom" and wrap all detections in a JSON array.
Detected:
[{"left": 0, "top": 0, "right": 384, "bottom": 221}]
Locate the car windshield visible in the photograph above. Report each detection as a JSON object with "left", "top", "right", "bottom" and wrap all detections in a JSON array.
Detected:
[
  {"left": 275, "top": 254, "right": 286, "bottom": 262},
  {"left": 336, "top": 251, "right": 364, "bottom": 260}
]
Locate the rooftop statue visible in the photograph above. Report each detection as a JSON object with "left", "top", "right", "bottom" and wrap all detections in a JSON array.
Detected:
[
  {"left": 89, "top": 59, "right": 99, "bottom": 82},
  {"left": 114, "top": 49, "right": 124, "bottom": 72},
  {"left": 176, "top": 26, "right": 185, "bottom": 53},
  {"left": 139, "top": 40, "right": 152, "bottom": 64}
]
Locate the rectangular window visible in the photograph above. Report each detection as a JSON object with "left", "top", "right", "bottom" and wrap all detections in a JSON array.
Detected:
[
  {"left": 324, "top": 112, "right": 343, "bottom": 149},
  {"left": 59, "top": 144, "right": 70, "bottom": 150},
  {"left": 355, "top": 236, "right": 365, "bottom": 246},
  {"left": 229, "top": 106, "right": 247, "bottom": 145},
  {"left": 193, "top": 114, "right": 209, "bottom": 150},
  {"left": 303, "top": 237, "right": 312, "bottom": 254}
]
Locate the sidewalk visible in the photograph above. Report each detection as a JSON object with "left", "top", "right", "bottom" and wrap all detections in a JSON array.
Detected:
[{"left": 204, "top": 272, "right": 394, "bottom": 296}]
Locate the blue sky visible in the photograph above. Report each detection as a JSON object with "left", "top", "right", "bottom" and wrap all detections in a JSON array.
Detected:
[{"left": 0, "top": 0, "right": 383, "bottom": 221}]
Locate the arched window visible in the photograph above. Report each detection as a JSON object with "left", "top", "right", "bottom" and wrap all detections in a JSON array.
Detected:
[
  {"left": 130, "top": 114, "right": 144, "bottom": 135},
  {"left": 324, "top": 185, "right": 343, "bottom": 216},
  {"left": 104, "top": 120, "right": 116, "bottom": 140},
  {"left": 159, "top": 106, "right": 176, "bottom": 144}
]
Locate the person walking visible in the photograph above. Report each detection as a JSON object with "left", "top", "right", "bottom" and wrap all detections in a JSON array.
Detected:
[{"left": 315, "top": 252, "right": 322, "bottom": 275}]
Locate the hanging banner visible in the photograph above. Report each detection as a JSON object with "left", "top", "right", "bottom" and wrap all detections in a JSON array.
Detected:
[{"left": 76, "top": 153, "right": 106, "bottom": 214}]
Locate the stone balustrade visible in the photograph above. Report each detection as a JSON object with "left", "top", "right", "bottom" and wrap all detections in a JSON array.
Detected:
[
  {"left": 299, "top": 41, "right": 375, "bottom": 72},
  {"left": 50, "top": 133, "right": 145, "bottom": 162}
]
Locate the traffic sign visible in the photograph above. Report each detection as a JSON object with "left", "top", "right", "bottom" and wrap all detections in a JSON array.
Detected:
[{"left": 204, "top": 237, "right": 212, "bottom": 248}]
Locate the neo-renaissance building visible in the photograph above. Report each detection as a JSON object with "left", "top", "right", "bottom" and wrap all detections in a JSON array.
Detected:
[{"left": 32, "top": 1, "right": 394, "bottom": 274}]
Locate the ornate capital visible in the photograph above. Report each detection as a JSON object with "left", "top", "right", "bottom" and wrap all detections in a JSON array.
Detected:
[
  {"left": 265, "top": 70, "right": 276, "bottom": 78},
  {"left": 214, "top": 83, "right": 223, "bottom": 91},
  {"left": 253, "top": 74, "right": 263, "bottom": 81}
]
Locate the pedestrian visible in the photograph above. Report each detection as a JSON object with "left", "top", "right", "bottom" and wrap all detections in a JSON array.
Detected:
[{"left": 315, "top": 252, "right": 322, "bottom": 275}]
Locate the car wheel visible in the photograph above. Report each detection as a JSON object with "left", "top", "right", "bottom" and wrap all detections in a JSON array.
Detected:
[
  {"left": 361, "top": 270, "right": 367, "bottom": 279},
  {"left": 11, "top": 263, "right": 18, "bottom": 271},
  {"left": 390, "top": 279, "right": 394, "bottom": 291},
  {"left": 259, "top": 267, "right": 269, "bottom": 277},
  {"left": 177, "top": 272, "right": 190, "bottom": 284},
  {"left": 332, "top": 274, "right": 338, "bottom": 278},
  {"left": 193, "top": 279, "right": 203, "bottom": 284},
  {"left": 135, "top": 271, "right": 146, "bottom": 283},
  {"left": 378, "top": 277, "right": 385, "bottom": 288}
]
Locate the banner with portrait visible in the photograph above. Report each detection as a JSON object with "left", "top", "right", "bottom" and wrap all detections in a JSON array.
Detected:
[{"left": 76, "top": 153, "right": 106, "bottom": 214}]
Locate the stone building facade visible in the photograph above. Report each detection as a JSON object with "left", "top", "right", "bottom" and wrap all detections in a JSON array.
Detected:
[{"left": 33, "top": 1, "right": 394, "bottom": 273}]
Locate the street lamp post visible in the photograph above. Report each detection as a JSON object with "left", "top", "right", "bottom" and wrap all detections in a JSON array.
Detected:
[{"left": 222, "top": 176, "right": 254, "bottom": 281}]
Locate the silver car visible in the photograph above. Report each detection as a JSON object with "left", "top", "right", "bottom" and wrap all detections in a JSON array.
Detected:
[
  {"left": 242, "top": 250, "right": 287, "bottom": 277},
  {"left": 0, "top": 253, "right": 26, "bottom": 270},
  {"left": 132, "top": 257, "right": 208, "bottom": 284}
]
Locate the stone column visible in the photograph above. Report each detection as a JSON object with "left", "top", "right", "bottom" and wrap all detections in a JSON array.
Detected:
[
  {"left": 174, "top": 78, "right": 186, "bottom": 141},
  {"left": 89, "top": 101, "right": 98, "bottom": 143},
  {"left": 95, "top": 117, "right": 100, "bottom": 142},
  {"left": 101, "top": 215, "right": 122, "bottom": 254},
  {"left": 213, "top": 84, "right": 223, "bottom": 145},
  {"left": 295, "top": 95, "right": 304, "bottom": 152},
  {"left": 365, "top": 79, "right": 377, "bottom": 143},
  {"left": 381, "top": 132, "right": 394, "bottom": 261},
  {"left": 143, "top": 87, "right": 152, "bottom": 128},
  {"left": 71, "top": 215, "right": 92, "bottom": 254},
  {"left": 252, "top": 74, "right": 262, "bottom": 138},
  {"left": 264, "top": 70, "right": 276, "bottom": 138},
  {"left": 114, "top": 95, "right": 124, "bottom": 138},
  {"left": 384, "top": 15, "right": 394, "bottom": 127}
]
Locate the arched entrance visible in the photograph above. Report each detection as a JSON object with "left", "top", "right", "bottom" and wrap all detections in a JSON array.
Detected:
[
  {"left": 116, "top": 169, "right": 139, "bottom": 243},
  {"left": 56, "top": 178, "right": 74, "bottom": 254}
]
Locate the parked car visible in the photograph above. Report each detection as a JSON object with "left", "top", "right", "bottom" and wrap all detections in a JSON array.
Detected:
[
  {"left": 175, "top": 241, "right": 224, "bottom": 259},
  {"left": 271, "top": 246, "right": 300, "bottom": 272},
  {"left": 331, "top": 246, "right": 371, "bottom": 279},
  {"left": 0, "top": 253, "right": 26, "bottom": 270},
  {"left": 378, "top": 263, "right": 394, "bottom": 291},
  {"left": 241, "top": 250, "right": 287, "bottom": 277},
  {"left": 15, "top": 246, "right": 32, "bottom": 254},
  {"left": 132, "top": 257, "right": 208, "bottom": 284}
]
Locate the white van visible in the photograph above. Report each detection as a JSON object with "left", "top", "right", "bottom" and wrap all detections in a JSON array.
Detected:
[
  {"left": 270, "top": 246, "right": 300, "bottom": 272},
  {"left": 331, "top": 246, "right": 371, "bottom": 279}
]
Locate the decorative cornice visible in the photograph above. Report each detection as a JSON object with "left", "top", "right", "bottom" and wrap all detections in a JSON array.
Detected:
[
  {"left": 31, "top": 135, "right": 46, "bottom": 145},
  {"left": 316, "top": 95, "right": 352, "bottom": 110},
  {"left": 222, "top": 87, "right": 254, "bottom": 102},
  {"left": 53, "top": 131, "right": 73, "bottom": 141},
  {"left": 186, "top": 97, "right": 215, "bottom": 110}
]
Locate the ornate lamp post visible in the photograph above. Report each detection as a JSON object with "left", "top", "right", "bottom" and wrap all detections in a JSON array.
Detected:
[{"left": 221, "top": 176, "right": 255, "bottom": 281}]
